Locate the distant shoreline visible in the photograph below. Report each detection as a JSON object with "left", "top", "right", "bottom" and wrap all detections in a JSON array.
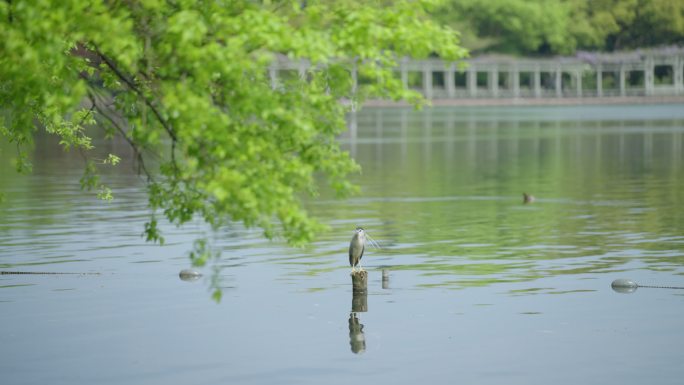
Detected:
[{"left": 364, "top": 96, "right": 684, "bottom": 108}]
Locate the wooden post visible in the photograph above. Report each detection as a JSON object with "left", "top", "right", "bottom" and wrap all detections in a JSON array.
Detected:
[
  {"left": 382, "top": 269, "right": 389, "bottom": 289},
  {"left": 351, "top": 270, "right": 368, "bottom": 313},
  {"left": 351, "top": 270, "right": 368, "bottom": 294}
]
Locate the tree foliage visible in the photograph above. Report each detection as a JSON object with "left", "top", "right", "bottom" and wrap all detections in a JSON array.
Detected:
[
  {"left": 434, "top": 0, "right": 684, "bottom": 55},
  {"left": 433, "top": 0, "right": 573, "bottom": 54},
  {"left": 0, "top": 1, "right": 465, "bottom": 248}
]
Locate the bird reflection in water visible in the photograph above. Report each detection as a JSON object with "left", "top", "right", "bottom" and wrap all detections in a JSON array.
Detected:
[
  {"left": 348, "top": 312, "right": 366, "bottom": 354},
  {"left": 348, "top": 279, "right": 368, "bottom": 354}
]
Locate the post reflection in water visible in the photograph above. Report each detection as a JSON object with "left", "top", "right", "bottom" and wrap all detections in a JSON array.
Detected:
[
  {"left": 348, "top": 294, "right": 368, "bottom": 353},
  {"left": 348, "top": 312, "right": 366, "bottom": 354},
  {"left": 351, "top": 289, "right": 368, "bottom": 312},
  {"left": 348, "top": 271, "right": 368, "bottom": 354}
]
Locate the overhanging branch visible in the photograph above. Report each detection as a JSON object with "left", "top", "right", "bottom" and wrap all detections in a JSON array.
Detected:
[
  {"left": 93, "top": 46, "right": 177, "bottom": 143},
  {"left": 88, "top": 90, "right": 155, "bottom": 182}
]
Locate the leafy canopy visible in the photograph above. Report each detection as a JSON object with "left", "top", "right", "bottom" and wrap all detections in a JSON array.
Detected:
[{"left": 0, "top": 1, "right": 466, "bottom": 249}]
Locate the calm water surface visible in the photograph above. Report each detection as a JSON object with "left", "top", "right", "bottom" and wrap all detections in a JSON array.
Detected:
[{"left": 1, "top": 105, "right": 684, "bottom": 385}]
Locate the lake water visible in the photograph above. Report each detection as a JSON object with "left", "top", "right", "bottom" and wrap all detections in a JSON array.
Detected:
[{"left": 1, "top": 104, "right": 684, "bottom": 385}]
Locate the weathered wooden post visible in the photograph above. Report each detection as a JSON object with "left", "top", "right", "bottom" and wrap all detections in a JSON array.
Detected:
[
  {"left": 351, "top": 270, "right": 368, "bottom": 294},
  {"left": 351, "top": 270, "right": 368, "bottom": 312}
]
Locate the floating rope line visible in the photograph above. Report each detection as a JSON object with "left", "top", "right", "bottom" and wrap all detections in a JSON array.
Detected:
[
  {"left": 611, "top": 278, "right": 684, "bottom": 293},
  {"left": 0, "top": 271, "right": 100, "bottom": 275}
]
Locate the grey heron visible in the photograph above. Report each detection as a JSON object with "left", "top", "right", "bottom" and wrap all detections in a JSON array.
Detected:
[
  {"left": 349, "top": 227, "right": 366, "bottom": 272},
  {"left": 348, "top": 227, "right": 379, "bottom": 272}
]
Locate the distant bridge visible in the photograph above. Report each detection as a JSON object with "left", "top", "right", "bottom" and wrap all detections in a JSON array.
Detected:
[{"left": 269, "top": 48, "right": 684, "bottom": 101}]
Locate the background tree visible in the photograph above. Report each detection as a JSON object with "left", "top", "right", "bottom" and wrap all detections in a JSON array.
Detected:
[
  {"left": 612, "top": 0, "right": 684, "bottom": 49},
  {"left": 433, "top": 0, "right": 576, "bottom": 55},
  {"left": 434, "top": 0, "right": 684, "bottom": 56},
  {"left": 0, "top": 0, "right": 466, "bottom": 261},
  {"left": 567, "top": 0, "right": 684, "bottom": 51}
]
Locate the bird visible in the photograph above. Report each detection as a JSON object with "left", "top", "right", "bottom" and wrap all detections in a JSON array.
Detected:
[
  {"left": 349, "top": 227, "right": 367, "bottom": 273},
  {"left": 523, "top": 192, "right": 535, "bottom": 204}
]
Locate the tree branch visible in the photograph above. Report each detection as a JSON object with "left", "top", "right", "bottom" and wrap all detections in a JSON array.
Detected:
[
  {"left": 89, "top": 47, "right": 180, "bottom": 177},
  {"left": 93, "top": 46, "right": 177, "bottom": 143},
  {"left": 75, "top": 102, "right": 96, "bottom": 165},
  {"left": 88, "top": 90, "right": 155, "bottom": 182}
]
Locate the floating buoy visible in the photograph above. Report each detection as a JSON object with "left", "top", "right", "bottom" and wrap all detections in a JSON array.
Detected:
[
  {"left": 179, "top": 269, "right": 202, "bottom": 281},
  {"left": 611, "top": 278, "right": 638, "bottom": 293},
  {"left": 611, "top": 278, "right": 638, "bottom": 289}
]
